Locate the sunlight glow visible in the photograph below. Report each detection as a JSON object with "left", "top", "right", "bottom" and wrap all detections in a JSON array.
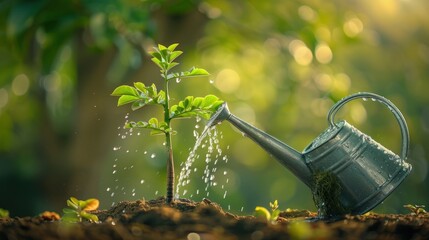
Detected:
[
  {"left": 12, "top": 74, "right": 30, "bottom": 96},
  {"left": 343, "top": 17, "right": 364, "bottom": 37},
  {"left": 289, "top": 40, "right": 313, "bottom": 66},
  {"left": 315, "top": 43, "right": 333, "bottom": 64},
  {"left": 214, "top": 69, "right": 241, "bottom": 93},
  {"left": 298, "top": 5, "right": 317, "bottom": 22},
  {"left": 314, "top": 73, "right": 333, "bottom": 91}
]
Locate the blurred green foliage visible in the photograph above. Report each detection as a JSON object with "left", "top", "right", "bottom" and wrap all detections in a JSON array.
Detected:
[{"left": 1, "top": 0, "right": 428, "bottom": 216}]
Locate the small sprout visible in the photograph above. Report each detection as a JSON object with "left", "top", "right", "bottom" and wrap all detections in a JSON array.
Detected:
[
  {"left": 40, "top": 211, "right": 61, "bottom": 221},
  {"left": 0, "top": 208, "right": 9, "bottom": 218},
  {"left": 62, "top": 197, "right": 100, "bottom": 223},
  {"left": 254, "top": 200, "right": 281, "bottom": 223},
  {"left": 403, "top": 204, "right": 427, "bottom": 215}
]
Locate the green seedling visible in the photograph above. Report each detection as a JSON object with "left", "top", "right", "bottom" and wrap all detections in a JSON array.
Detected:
[
  {"left": 111, "top": 43, "right": 223, "bottom": 203},
  {"left": 0, "top": 208, "right": 9, "bottom": 218},
  {"left": 403, "top": 204, "right": 427, "bottom": 215},
  {"left": 62, "top": 197, "right": 100, "bottom": 223},
  {"left": 254, "top": 200, "right": 281, "bottom": 223}
]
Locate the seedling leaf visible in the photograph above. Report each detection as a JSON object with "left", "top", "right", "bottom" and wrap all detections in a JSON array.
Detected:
[
  {"left": 62, "top": 197, "right": 100, "bottom": 223},
  {"left": 117, "top": 95, "right": 140, "bottom": 106},
  {"left": 83, "top": 198, "right": 99, "bottom": 211},
  {"left": 170, "top": 51, "right": 183, "bottom": 62},
  {"left": 255, "top": 206, "right": 271, "bottom": 221},
  {"left": 80, "top": 211, "right": 99, "bottom": 223},
  {"left": 0, "top": 208, "right": 9, "bottom": 218},
  {"left": 111, "top": 85, "right": 138, "bottom": 97},
  {"left": 167, "top": 43, "right": 179, "bottom": 51},
  {"left": 190, "top": 67, "right": 209, "bottom": 76}
]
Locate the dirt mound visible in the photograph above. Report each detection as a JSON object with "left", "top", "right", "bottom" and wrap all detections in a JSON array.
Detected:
[{"left": 1, "top": 197, "right": 429, "bottom": 240}]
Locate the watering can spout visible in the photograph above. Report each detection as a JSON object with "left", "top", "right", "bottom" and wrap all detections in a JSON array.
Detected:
[{"left": 208, "top": 103, "right": 313, "bottom": 186}]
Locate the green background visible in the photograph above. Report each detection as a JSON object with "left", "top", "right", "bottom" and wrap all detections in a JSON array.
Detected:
[{"left": 1, "top": 0, "right": 428, "bottom": 216}]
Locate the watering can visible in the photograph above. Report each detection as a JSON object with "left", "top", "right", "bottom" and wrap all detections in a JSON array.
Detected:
[{"left": 207, "top": 92, "right": 411, "bottom": 218}]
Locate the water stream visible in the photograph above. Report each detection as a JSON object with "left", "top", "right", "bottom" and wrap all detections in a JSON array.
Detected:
[{"left": 175, "top": 121, "right": 230, "bottom": 201}]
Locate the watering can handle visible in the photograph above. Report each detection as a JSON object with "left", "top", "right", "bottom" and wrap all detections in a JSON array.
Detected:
[{"left": 327, "top": 92, "right": 410, "bottom": 160}]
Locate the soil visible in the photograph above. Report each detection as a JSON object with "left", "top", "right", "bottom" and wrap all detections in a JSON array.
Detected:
[{"left": 1, "top": 197, "right": 428, "bottom": 240}]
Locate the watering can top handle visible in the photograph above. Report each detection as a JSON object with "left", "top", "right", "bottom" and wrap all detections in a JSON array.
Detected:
[{"left": 327, "top": 92, "right": 410, "bottom": 160}]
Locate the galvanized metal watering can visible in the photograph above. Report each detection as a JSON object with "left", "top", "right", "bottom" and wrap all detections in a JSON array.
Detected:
[{"left": 207, "top": 92, "right": 411, "bottom": 218}]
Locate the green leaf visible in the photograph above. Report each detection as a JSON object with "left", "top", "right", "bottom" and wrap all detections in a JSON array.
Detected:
[
  {"left": 254, "top": 206, "right": 271, "bottom": 221},
  {"left": 271, "top": 209, "right": 280, "bottom": 221},
  {"left": 80, "top": 211, "right": 99, "bottom": 223},
  {"left": 189, "top": 67, "right": 210, "bottom": 76},
  {"left": 62, "top": 208, "right": 75, "bottom": 214},
  {"left": 67, "top": 198, "right": 78, "bottom": 210},
  {"left": 77, "top": 199, "right": 87, "bottom": 209},
  {"left": 111, "top": 85, "right": 138, "bottom": 97},
  {"left": 147, "top": 84, "right": 157, "bottom": 96},
  {"left": 133, "top": 82, "right": 147, "bottom": 93},
  {"left": 167, "top": 62, "right": 179, "bottom": 71},
  {"left": 148, "top": 117, "right": 159, "bottom": 128},
  {"left": 62, "top": 212, "right": 80, "bottom": 223},
  {"left": 126, "top": 119, "right": 169, "bottom": 135},
  {"left": 167, "top": 43, "right": 179, "bottom": 51},
  {"left": 170, "top": 95, "right": 223, "bottom": 120},
  {"left": 117, "top": 95, "right": 140, "bottom": 106},
  {"left": 156, "top": 90, "right": 166, "bottom": 104},
  {"left": 131, "top": 100, "right": 147, "bottom": 111},
  {"left": 170, "top": 51, "right": 183, "bottom": 62},
  {"left": 151, "top": 57, "right": 163, "bottom": 69},
  {"left": 158, "top": 43, "right": 167, "bottom": 51},
  {"left": 202, "top": 95, "right": 219, "bottom": 107},
  {"left": 192, "top": 97, "right": 203, "bottom": 107},
  {"left": 0, "top": 208, "right": 9, "bottom": 218}
]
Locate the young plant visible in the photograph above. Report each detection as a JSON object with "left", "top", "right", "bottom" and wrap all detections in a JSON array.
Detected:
[
  {"left": 111, "top": 43, "right": 223, "bottom": 203},
  {"left": 254, "top": 200, "right": 281, "bottom": 223},
  {"left": 62, "top": 197, "right": 100, "bottom": 223},
  {"left": 403, "top": 204, "right": 427, "bottom": 215},
  {"left": 0, "top": 208, "right": 9, "bottom": 218}
]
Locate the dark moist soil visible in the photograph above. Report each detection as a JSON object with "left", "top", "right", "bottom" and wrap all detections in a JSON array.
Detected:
[{"left": 1, "top": 197, "right": 428, "bottom": 240}]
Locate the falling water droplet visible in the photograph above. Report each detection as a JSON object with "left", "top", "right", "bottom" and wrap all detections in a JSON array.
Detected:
[
  {"left": 151, "top": 153, "right": 156, "bottom": 158},
  {"left": 209, "top": 79, "right": 214, "bottom": 84},
  {"left": 140, "top": 179, "right": 145, "bottom": 184},
  {"left": 106, "top": 187, "right": 110, "bottom": 192},
  {"left": 176, "top": 78, "right": 181, "bottom": 83}
]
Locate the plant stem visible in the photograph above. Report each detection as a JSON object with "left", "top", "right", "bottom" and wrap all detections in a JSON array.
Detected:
[{"left": 164, "top": 74, "right": 174, "bottom": 204}]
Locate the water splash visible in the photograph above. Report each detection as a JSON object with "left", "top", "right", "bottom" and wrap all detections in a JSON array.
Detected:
[
  {"left": 107, "top": 113, "right": 162, "bottom": 203},
  {"left": 176, "top": 121, "right": 230, "bottom": 200}
]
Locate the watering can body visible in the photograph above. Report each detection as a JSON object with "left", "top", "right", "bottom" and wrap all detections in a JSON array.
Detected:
[{"left": 208, "top": 92, "right": 411, "bottom": 218}]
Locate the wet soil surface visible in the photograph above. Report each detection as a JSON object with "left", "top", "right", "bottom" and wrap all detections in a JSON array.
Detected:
[{"left": 1, "top": 197, "right": 428, "bottom": 240}]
